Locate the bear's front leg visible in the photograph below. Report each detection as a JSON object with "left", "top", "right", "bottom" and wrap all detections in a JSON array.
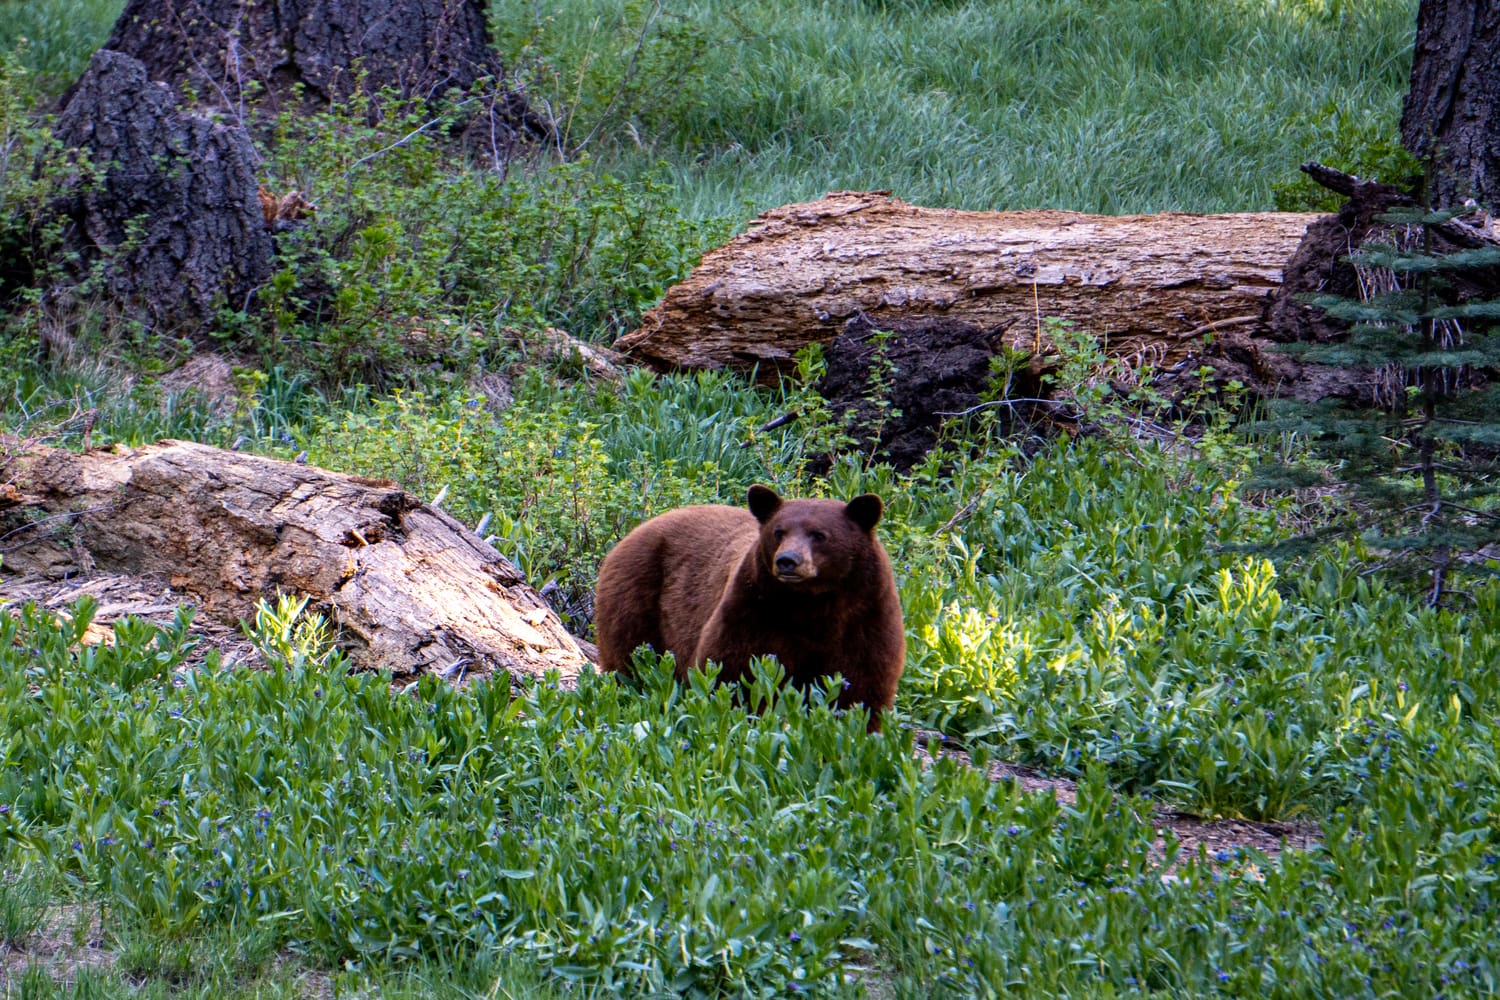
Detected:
[{"left": 691, "top": 609, "right": 754, "bottom": 687}]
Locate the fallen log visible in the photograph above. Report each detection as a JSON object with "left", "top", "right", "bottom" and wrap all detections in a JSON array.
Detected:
[
  {"left": 0, "top": 439, "right": 587, "bottom": 685},
  {"left": 617, "top": 190, "right": 1323, "bottom": 380}
]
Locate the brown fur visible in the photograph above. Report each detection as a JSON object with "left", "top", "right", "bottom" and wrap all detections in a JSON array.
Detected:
[
  {"left": 593, "top": 485, "right": 905, "bottom": 731},
  {"left": 257, "top": 187, "right": 316, "bottom": 231}
]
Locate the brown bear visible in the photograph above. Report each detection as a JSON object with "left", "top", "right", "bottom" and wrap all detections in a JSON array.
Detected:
[{"left": 593, "top": 485, "right": 905, "bottom": 732}]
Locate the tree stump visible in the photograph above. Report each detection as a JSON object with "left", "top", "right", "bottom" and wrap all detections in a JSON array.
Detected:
[
  {"left": 50, "top": 49, "right": 274, "bottom": 336},
  {"left": 99, "top": 0, "right": 544, "bottom": 142},
  {"left": 1, "top": 439, "right": 588, "bottom": 685}
]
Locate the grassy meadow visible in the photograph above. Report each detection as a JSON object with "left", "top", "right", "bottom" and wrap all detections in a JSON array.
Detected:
[{"left": 5, "top": 0, "right": 1500, "bottom": 997}]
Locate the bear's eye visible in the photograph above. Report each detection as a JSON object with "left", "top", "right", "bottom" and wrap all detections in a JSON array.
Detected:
[
  {"left": 773, "top": 528, "right": 786, "bottom": 540},
  {"left": 809, "top": 530, "right": 826, "bottom": 544}
]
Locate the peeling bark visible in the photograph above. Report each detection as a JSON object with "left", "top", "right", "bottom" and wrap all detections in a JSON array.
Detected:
[
  {"left": 1, "top": 439, "right": 587, "bottom": 685},
  {"left": 617, "top": 191, "right": 1322, "bottom": 381}
]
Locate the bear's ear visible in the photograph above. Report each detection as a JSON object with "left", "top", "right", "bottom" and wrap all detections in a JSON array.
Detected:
[
  {"left": 845, "top": 493, "right": 882, "bottom": 532},
  {"left": 747, "top": 484, "right": 783, "bottom": 523}
]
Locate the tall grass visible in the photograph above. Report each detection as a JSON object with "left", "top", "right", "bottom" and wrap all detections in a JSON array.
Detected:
[
  {"left": 5, "top": 0, "right": 1417, "bottom": 216},
  {"left": 0, "top": 0, "right": 121, "bottom": 92},
  {"left": 496, "top": 0, "right": 1418, "bottom": 216}
]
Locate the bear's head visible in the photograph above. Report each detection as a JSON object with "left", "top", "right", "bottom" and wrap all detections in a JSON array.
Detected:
[{"left": 746, "top": 484, "right": 883, "bottom": 590}]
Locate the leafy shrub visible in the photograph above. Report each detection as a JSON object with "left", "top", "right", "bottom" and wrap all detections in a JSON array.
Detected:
[
  {"left": 0, "top": 44, "right": 81, "bottom": 329},
  {"left": 1272, "top": 97, "right": 1422, "bottom": 212},
  {"left": 254, "top": 92, "right": 724, "bottom": 385},
  {"left": 293, "top": 366, "right": 798, "bottom": 625},
  {"left": 881, "top": 429, "right": 1500, "bottom": 824}
]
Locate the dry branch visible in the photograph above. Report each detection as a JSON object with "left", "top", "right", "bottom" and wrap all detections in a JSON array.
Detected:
[{"left": 1, "top": 439, "right": 587, "bottom": 685}]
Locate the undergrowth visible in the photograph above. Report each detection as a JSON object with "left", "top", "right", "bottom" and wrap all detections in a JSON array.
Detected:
[{"left": 1, "top": 589, "right": 1496, "bottom": 996}]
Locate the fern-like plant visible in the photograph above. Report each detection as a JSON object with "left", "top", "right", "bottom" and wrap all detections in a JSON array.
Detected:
[{"left": 1251, "top": 205, "right": 1500, "bottom": 606}]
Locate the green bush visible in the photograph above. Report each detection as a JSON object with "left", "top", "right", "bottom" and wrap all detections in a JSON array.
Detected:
[
  {"left": 254, "top": 93, "right": 725, "bottom": 385},
  {"left": 291, "top": 366, "right": 801, "bottom": 625}
]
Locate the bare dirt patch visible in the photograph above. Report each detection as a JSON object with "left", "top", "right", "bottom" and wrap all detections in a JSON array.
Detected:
[
  {"left": 0, "top": 904, "right": 112, "bottom": 993},
  {"left": 912, "top": 731, "right": 1322, "bottom": 867}
]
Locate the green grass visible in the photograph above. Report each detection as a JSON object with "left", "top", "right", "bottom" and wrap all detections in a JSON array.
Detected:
[
  {"left": 1, "top": 574, "right": 1497, "bottom": 996},
  {"left": 0, "top": 0, "right": 120, "bottom": 93},
  {"left": 494, "top": 0, "right": 1418, "bottom": 216},
  {"left": 4, "top": 0, "right": 1417, "bottom": 216}
]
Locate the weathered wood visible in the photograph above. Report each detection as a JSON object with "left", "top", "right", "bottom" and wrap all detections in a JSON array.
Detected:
[
  {"left": 616, "top": 191, "right": 1322, "bottom": 378},
  {"left": 0, "top": 440, "right": 586, "bottom": 685}
]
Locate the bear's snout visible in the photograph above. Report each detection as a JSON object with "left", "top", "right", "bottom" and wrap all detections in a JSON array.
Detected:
[{"left": 772, "top": 544, "right": 818, "bottom": 581}]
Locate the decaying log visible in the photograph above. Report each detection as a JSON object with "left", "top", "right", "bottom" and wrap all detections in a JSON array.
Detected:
[
  {"left": 617, "top": 191, "right": 1322, "bottom": 379},
  {"left": 0, "top": 439, "right": 586, "bottom": 685}
]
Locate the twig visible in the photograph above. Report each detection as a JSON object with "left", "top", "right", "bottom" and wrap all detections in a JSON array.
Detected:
[
  {"left": 737, "top": 410, "right": 802, "bottom": 447},
  {"left": 1171, "top": 314, "right": 1260, "bottom": 341},
  {"left": 341, "top": 95, "right": 486, "bottom": 182},
  {"left": 936, "top": 487, "right": 991, "bottom": 535},
  {"left": 570, "top": 1, "right": 665, "bottom": 155},
  {"left": 1031, "top": 279, "right": 1042, "bottom": 355},
  {"left": 935, "top": 398, "right": 1075, "bottom": 418}
]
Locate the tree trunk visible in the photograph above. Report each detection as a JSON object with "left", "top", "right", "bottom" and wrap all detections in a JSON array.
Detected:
[
  {"left": 0, "top": 439, "right": 588, "bottom": 686},
  {"left": 618, "top": 191, "right": 1322, "bottom": 386},
  {"left": 1401, "top": 0, "right": 1500, "bottom": 210},
  {"left": 49, "top": 49, "right": 274, "bottom": 338},
  {"left": 97, "top": 0, "right": 544, "bottom": 142}
]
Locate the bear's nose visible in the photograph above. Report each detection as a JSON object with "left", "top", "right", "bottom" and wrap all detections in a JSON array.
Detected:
[{"left": 775, "top": 552, "right": 801, "bottom": 573}]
